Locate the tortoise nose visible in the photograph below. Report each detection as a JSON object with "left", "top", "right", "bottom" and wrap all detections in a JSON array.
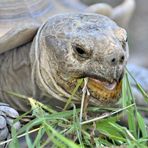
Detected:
[{"left": 109, "top": 53, "right": 125, "bottom": 66}]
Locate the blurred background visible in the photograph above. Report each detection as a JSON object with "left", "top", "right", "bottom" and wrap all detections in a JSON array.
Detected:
[{"left": 82, "top": 0, "right": 148, "bottom": 68}]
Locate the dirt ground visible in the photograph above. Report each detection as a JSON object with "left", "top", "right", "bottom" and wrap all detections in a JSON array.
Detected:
[{"left": 82, "top": 0, "right": 148, "bottom": 68}]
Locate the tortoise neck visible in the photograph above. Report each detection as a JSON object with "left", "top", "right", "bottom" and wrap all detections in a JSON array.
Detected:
[{"left": 0, "top": 42, "right": 33, "bottom": 112}]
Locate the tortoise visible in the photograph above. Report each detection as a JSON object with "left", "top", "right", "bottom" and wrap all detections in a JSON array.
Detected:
[{"left": 0, "top": 0, "right": 147, "bottom": 143}]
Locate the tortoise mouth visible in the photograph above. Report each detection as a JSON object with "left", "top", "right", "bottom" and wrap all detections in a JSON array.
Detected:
[
  {"left": 55, "top": 72, "right": 122, "bottom": 105},
  {"left": 87, "top": 77, "right": 122, "bottom": 104}
]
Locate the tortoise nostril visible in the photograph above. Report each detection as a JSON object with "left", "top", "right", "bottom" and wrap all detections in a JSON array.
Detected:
[
  {"left": 111, "top": 58, "right": 116, "bottom": 64},
  {"left": 120, "top": 55, "right": 125, "bottom": 63},
  {"left": 110, "top": 55, "right": 125, "bottom": 65}
]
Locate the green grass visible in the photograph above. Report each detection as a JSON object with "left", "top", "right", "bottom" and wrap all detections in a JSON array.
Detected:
[{"left": 0, "top": 70, "right": 148, "bottom": 148}]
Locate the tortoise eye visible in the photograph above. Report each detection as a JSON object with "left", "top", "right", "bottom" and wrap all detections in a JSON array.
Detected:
[
  {"left": 73, "top": 45, "right": 89, "bottom": 58},
  {"left": 75, "top": 46, "right": 85, "bottom": 55}
]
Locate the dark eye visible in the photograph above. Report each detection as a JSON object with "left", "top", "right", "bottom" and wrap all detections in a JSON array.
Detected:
[
  {"left": 73, "top": 45, "right": 89, "bottom": 58},
  {"left": 75, "top": 46, "right": 85, "bottom": 55}
]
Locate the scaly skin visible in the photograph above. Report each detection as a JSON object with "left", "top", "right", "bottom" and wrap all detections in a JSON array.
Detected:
[{"left": 0, "top": 13, "right": 128, "bottom": 112}]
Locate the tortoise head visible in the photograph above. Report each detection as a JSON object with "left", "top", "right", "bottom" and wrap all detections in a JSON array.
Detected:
[{"left": 36, "top": 13, "right": 128, "bottom": 107}]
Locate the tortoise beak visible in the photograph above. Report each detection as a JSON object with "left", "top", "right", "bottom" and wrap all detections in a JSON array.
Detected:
[{"left": 86, "top": 74, "right": 123, "bottom": 104}]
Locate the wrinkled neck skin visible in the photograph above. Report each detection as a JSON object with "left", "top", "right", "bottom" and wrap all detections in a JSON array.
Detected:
[
  {"left": 0, "top": 37, "right": 69, "bottom": 112},
  {"left": 30, "top": 27, "right": 79, "bottom": 111},
  {"left": 0, "top": 38, "right": 67, "bottom": 112},
  {"left": 0, "top": 43, "right": 33, "bottom": 112}
]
